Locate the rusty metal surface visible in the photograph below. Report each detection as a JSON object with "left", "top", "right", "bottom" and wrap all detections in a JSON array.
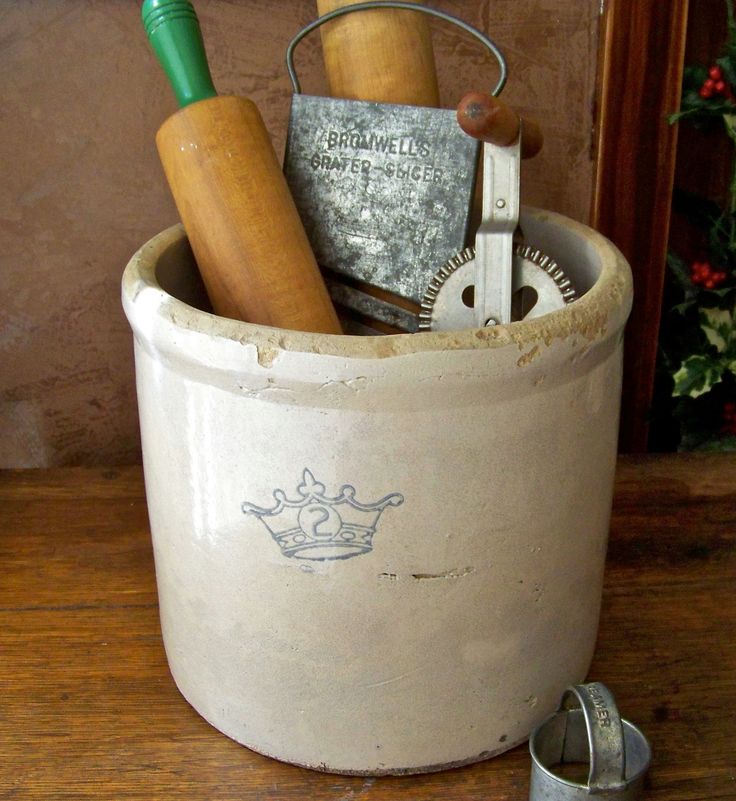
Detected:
[{"left": 284, "top": 94, "right": 480, "bottom": 305}]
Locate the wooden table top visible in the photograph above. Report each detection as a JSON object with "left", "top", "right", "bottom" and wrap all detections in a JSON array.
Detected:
[{"left": 1, "top": 455, "right": 734, "bottom": 800}]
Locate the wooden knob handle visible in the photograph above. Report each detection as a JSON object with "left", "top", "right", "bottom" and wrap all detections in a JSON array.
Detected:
[
  {"left": 316, "top": 0, "right": 439, "bottom": 106},
  {"left": 457, "top": 91, "right": 544, "bottom": 159},
  {"left": 156, "top": 96, "right": 342, "bottom": 333}
]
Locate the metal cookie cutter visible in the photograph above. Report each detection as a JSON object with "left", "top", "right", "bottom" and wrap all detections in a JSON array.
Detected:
[
  {"left": 529, "top": 683, "right": 651, "bottom": 801},
  {"left": 283, "top": 2, "right": 508, "bottom": 332}
]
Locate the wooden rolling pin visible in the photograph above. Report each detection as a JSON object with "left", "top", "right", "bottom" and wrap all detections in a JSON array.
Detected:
[
  {"left": 316, "top": 0, "right": 439, "bottom": 106},
  {"left": 457, "top": 91, "right": 544, "bottom": 159},
  {"left": 143, "top": 0, "right": 341, "bottom": 334}
]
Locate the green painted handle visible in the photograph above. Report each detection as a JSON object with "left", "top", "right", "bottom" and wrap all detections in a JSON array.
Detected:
[{"left": 142, "top": 0, "right": 217, "bottom": 107}]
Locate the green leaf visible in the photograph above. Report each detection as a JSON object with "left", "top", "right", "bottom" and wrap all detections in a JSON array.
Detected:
[
  {"left": 683, "top": 64, "right": 709, "bottom": 86},
  {"left": 667, "top": 251, "right": 694, "bottom": 292},
  {"left": 672, "top": 299, "right": 697, "bottom": 315},
  {"left": 672, "top": 355, "right": 725, "bottom": 397},
  {"left": 726, "top": 0, "right": 736, "bottom": 55},
  {"left": 671, "top": 188, "right": 723, "bottom": 229},
  {"left": 670, "top": 96, "right": 736, "bottom": 126},
  {"left": 724, "top": 113, "right": 736, "bottom": 143},
  {"left": 679, "top": 427, "right": 714, "bottom": 451},
  {"left": 717, "top": 55, "right": 736, "bottom": 87},
  {"left": 693, "top": 434, "right": 736, "bottom": 452},
  {"left": 703, "top": 287, "right": 736, "bottom": 301},
  {"left": 700, "top": 306, "right": 735, "bottom": 352}
]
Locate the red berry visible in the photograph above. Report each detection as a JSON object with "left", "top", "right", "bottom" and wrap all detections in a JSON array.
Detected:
[
  {"left": 715, "top": 80, "right": 727, "bottom": 93},
  {"left": 700, "top": 86, "right": 714, "bottom": 98},
  {"left": 723, "top": 405, "right": 736, "bottom": 431},
  {"left": 713, "top": 271, "right": 727, "bottom": 284},
  {"left": 709, "top": 65, "right": 723, "bottom": 80},
  {"left": 691, "top": 261, "right": 712, "bottom": 281},
  {"left": 704, "top": 78, "right": 716, "bottom": 90}
]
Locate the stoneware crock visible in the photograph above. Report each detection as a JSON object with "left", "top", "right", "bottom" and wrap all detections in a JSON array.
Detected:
[{"left": 122, "top": 207, "right": 633, "bottom": 775}]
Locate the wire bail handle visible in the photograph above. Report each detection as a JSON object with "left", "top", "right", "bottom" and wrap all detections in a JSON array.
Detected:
[{"left": 285, "top": 1, "right": 507, "bottom": 98}]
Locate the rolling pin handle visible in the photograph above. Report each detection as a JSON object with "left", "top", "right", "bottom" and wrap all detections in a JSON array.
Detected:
[{"left": 142, "top": 0, "right": 217, "bottom": 107}]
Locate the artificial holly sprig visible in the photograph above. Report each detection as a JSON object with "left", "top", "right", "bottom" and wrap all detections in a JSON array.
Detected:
[
  {"left": 656, "top": 0, "right": 736, "bottom": 451},
  {"left": 671, "top": 0, "right": 736, "bottom": 124}
]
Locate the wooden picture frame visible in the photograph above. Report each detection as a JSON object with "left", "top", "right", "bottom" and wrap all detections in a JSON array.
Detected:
[{"left": 591, "top": 0, "right": 690, "bottom": 451}]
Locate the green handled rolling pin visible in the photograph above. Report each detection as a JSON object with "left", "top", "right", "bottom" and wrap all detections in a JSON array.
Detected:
[{"left": 142, "top": 0, "right": 342, "bottom": 333}]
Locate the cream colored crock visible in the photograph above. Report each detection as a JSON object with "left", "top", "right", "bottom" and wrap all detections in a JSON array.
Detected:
[{"left": 122, "top": 208, "right": 632, "bottom": 775}]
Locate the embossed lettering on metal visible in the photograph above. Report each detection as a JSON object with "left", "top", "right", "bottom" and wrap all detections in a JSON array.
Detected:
[
  {"left": 284, "top": 95, "right": 480, "bottom": 305},
  {"left": 283, "top": 2, "right": 508, "bottom": 319},
  {"left": 528, "top": 683, "right": 651, "bottom": 801}
]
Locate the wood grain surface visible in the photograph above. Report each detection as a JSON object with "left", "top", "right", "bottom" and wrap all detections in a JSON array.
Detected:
[
  {"left": 317, "top": 0, "right": 440, "bottom": 106},
  {"left": 156, "top": 96, "right": 341, "bottom": 332},
  {"left": 591, "top": 0, "right": 690, "bottom": 451},
  {"left": 456, "top": 92, "right": 544, "bottom": 158},
  {"left": 1, "top": 455, "right": 734, "bottom": 799}
]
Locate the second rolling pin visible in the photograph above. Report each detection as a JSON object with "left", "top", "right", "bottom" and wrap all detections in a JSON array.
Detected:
[{"left": 316, "top": 0, "right": 439, "bottom": 106}]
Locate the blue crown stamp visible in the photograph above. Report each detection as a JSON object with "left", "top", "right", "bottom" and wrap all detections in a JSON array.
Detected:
[{"left": 242, "top": 469, "right": 404, "bottom": 561}]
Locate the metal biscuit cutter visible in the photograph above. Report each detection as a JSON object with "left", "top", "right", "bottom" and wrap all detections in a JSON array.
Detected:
[
  {"left": 529, "top": 683, "right": 651, "bottom": 801},
  {"left": 283, "top": 2, "right": 508, "bottom": 333},
  {"left": 418, "top": 128, "right": 578, "bottom": 331}
]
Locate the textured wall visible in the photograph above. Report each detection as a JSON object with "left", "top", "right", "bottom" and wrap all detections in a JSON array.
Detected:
[{"left": 0, "top": 0, "right": 600, "bottom": 467}]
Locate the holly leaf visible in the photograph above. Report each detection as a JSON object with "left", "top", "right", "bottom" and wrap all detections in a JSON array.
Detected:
[
  {"left": 670, "top": 103, "right": 735, "bottom": 125},
  {"left": 708, "top": 223, "right": 736, "bottom": 266},
  {"left": 679, "top": 427, "right": 736, "bottom": 452},
  {"left": 672, "top": 355, "right": 725, "bottom": 397},
  {"left": 693, "top": 434, "right": 736, "bottom": 452},
  {"left": 672, "top": 299, "right": 697, "bottom": 315},
  {"left": 672, "top": 188, "right": 723, "bottom": 229},
  {"left": 724, "top": 112, "right": 736, "bottom": 143},
  {"left": 684, "top": 64, "right": 709, "bottom": 86},
  {"left": 717, "top": 55, "right": 736, "bottom": 87},
  {"left": 703, "top": 287, "right": 736, "bottom": 301},
  {"left": 667, "top": 251, "right": 695, "bottom": 293},
  {"left": 700, "top": 306, "right": 735, "bottom": 352}
]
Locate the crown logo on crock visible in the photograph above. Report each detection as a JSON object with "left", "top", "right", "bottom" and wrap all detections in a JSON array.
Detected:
[{"left": 242, "top": 469, "right": 404, "bottom": 561}]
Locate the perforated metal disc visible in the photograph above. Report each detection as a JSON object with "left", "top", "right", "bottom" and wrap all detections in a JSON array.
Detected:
[{"left": 418, "top": 243, "right": 577, "bottom": 332}]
